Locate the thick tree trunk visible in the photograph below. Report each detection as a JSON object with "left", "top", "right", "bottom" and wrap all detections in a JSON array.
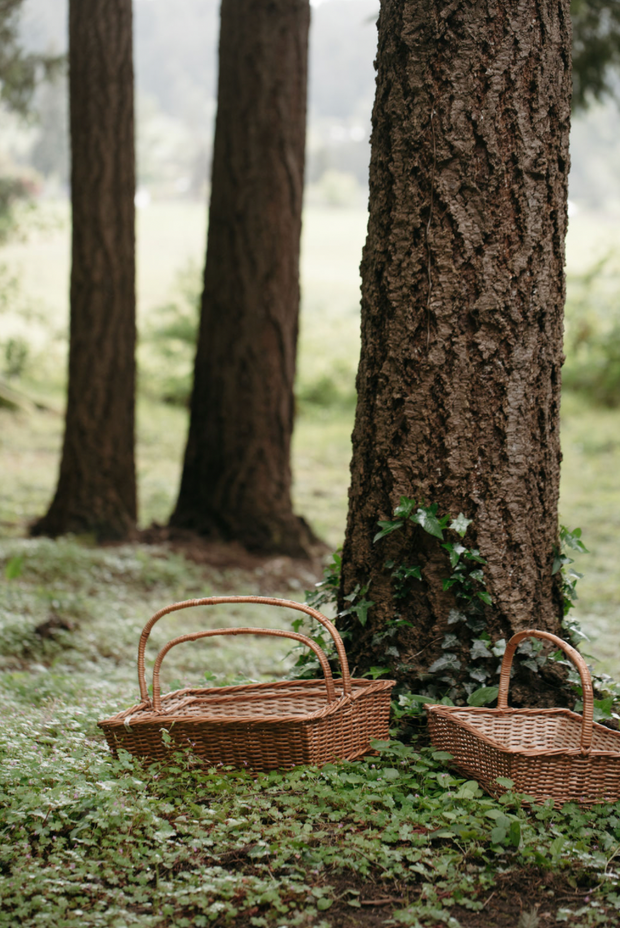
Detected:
[
  {"left": 340, "top": 0, "right": 571, "bottom": 700},
  {"left": 170, "top": 0, "right": 316, "bottom": 558},
  {"left": 32, "top": 0, "right": 136, "bottom": 542}
]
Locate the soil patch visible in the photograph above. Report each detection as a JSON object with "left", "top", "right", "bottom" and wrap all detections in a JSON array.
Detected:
[
  {"left": 227, "top": 868, "right": 611, "bottom": 927},
  {"left": 138, "top": 523, "right": 326, "bottom": 594},
  {"left": 449, "top": 867, "right": 602, "bottom": 927}
]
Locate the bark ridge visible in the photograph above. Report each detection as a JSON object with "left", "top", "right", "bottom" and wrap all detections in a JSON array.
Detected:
[{"left": 341, "top": 0, "right": 571, "bottom": 682}]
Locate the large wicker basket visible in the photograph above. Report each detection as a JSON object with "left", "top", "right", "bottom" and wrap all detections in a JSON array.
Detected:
[
  {"left": 427, "top": 629, "right": 620, "bottom": 806},
  {"left": 99, "top": 596, "right": 394, "bottom": 771}
]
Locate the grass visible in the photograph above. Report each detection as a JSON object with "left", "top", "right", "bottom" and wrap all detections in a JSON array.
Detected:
[
  {"left": 0, "top": 537, "right": 309, "bottom": 698},
  {"left": 3, "top": 202, "right": 620, "bottom": 924},
  {"left": 3, "top": 575, "right": 620, "bottom": 928},
  {"left": 0, "top": 199, "right": 367, "bottom": 325},
  {"left": 559, "top": 394, "right": 620, "bottom": 675},
  {"left": 2, "top": 524, "right": 620, "bottom": 928}
]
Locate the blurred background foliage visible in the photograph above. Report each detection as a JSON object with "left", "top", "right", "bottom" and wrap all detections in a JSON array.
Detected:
[{"left": 1, "top": 0, "right": 620, "bottom": 411}]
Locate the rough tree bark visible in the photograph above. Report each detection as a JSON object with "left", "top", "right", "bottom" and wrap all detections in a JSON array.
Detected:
[
  {"left": 32, "top": 0, "right": 136, "bottom": 542},
  {"left": 170, "top": 0, "right": 316, "bottom": 557},
  {"left": 339, "top": 0, "right": 572, "bottom": 700}
]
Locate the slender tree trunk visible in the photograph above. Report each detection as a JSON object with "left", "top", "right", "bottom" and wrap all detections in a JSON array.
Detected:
[
  {"left": 340, "top": 0, "right": 571, "bottom": 701},
  {"left": 169, "top": 0, "right": 317, "bottom": 558},
  {"left": 32, "top": 0, "right": 136, "bottom": 542}
]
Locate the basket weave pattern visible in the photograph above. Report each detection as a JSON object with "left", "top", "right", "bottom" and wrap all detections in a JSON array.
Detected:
[
  {"left": 427, "top": 629, "right": 620, "bottom": 806},
  {"left": 99, "top": 596, "right": 394, "bottom": 771}
]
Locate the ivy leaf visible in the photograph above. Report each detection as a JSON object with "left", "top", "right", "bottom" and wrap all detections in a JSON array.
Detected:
[
  {"left": 517, "top": 640, "right": 540, "bottom": 657},
  {"left": 404, "top": 565, "right": 422, "bottom": 580},
  {"left": 476, "top": 590, "right": 493, "bottom": 605},
  {"left": 447, "top": 609, "right": 466, "bottom": 625},
  {"left": 466, "top": 613, "right": 487, "bottom": 633},
  {"left": 465, "top": 549, "right": 487, "bottom": 564},
  {"left": 374, "top": 520, "right": 404, "bottom": 543},
  {"left": 491, "top": 638, "right": 506, "bottom": 657},
  {"left": 467, "top": 685, "right": 499, "bottom": 707},
  {"left": 550, "top": 836, "right": 565, "bottom": 861},
  {"left": 442, "top": 633, "right": 460, "bottom": 650},
  {"left": 564, "top": 618, "right": 589, "bottom": 643},
  {"left": 410, "top": 505, "right": 447, "bottom": 539},
  {"left": 429, "top": 653, "right": 461, "bottom": 673},
  {"left": 450, "top": 513, "right": 472, "bottom": 537},
  {"left": 522, "top": 659, "right": 539, "bottom": 672},
  {"left": 394, "top": 496, "right": 417, "bottom": 518},
  {"left": 442, "top": 542, "right": 466, "bottom": 568},
  {"left": 574, "top": 697, "right": 614, "bottom": 721},
  {"left": 343, "top": 584, "right": 362, "bottom": 603},
  {"left": 365, "top": 666, "right": 392, "bottom": 679},
  {"left": 595, "top": 697, "right": 615, "bottom": 719},
  {"left": 392, "top": 564, "right": 422, "bottom": 585},
  {"left": 399, "top": 694, "right": 435, "bottom": 707},
  {"left": 470, "top": 639, "right": 492, "bottom": 660},
  {"left": 552, "top": 554, "right": 565, "bottom": 575},
  {"left": 560, "top": 525, "right": 589, "bottom": 554},
  {"left": 351, "top": 599, "right": 375, "bottom": 627}
]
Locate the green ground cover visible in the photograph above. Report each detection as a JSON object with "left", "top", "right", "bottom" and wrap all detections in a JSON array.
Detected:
[
  {"left": 2, "top": 202, "right": 620, "bottom": 924},
  {"left": 2, "top": 538, "right": 620, "bottom": 927}
]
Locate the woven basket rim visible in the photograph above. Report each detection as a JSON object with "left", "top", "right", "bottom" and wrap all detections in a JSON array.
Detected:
[
  {"left": 100, "top": 676, "right": 395, "bottom": 729},
  {"left": 427, "top": 703, "right": 620, "bottom": 758},
  {"left": 100, "top": 694, "right": 352, "bottom": 727}
]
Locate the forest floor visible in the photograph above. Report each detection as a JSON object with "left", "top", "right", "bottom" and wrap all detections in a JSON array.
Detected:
[
  {"left": 2, "top": 395, "right": 620, "bottom": 926},
  {"left": 3, "top": 202, "right": 620, "bottom": 925},
  {"left": 2, "top": 524, "right": 620, "bottom": 928}
]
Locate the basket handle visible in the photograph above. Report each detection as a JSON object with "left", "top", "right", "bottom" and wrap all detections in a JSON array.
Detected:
[
  {"left": 151, "top": 626, "right": 339, "bottom": 711},
  {"left": 137, "top": 596, "right": 352, "bottom": 703},
  {"left": 498, "top": 629, "right": 594, "bottom": 751}
]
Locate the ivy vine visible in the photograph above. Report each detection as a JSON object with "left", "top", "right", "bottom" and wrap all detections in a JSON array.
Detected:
[{"left": 293, "top": 501, "right": 620, "bottom": 727}]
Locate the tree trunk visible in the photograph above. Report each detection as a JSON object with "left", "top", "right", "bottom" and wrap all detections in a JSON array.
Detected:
[
  {"left": 170, "top": 0, "right": 316, "bottom": 558},
  {"left": 340, "top": 0, "right": 571, "bottom": 703},
  {"left": 32, "top": 0, "right": 136, "bottom": 542}
]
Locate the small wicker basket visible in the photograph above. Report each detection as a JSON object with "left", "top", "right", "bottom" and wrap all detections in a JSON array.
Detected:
[
  {"left": 427, "top": 629, "right": 620, "bottom": 806},
  {"left": 99, "top": 596, "right": 394, "bottom": 771}
]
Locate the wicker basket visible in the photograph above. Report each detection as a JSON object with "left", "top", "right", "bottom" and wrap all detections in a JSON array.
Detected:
[
  {"left": 99, "top": 596, "right": 394, "bottom": 771},
  {"left": 427, "top": 628, "right": 620, "bottom": 806}
]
